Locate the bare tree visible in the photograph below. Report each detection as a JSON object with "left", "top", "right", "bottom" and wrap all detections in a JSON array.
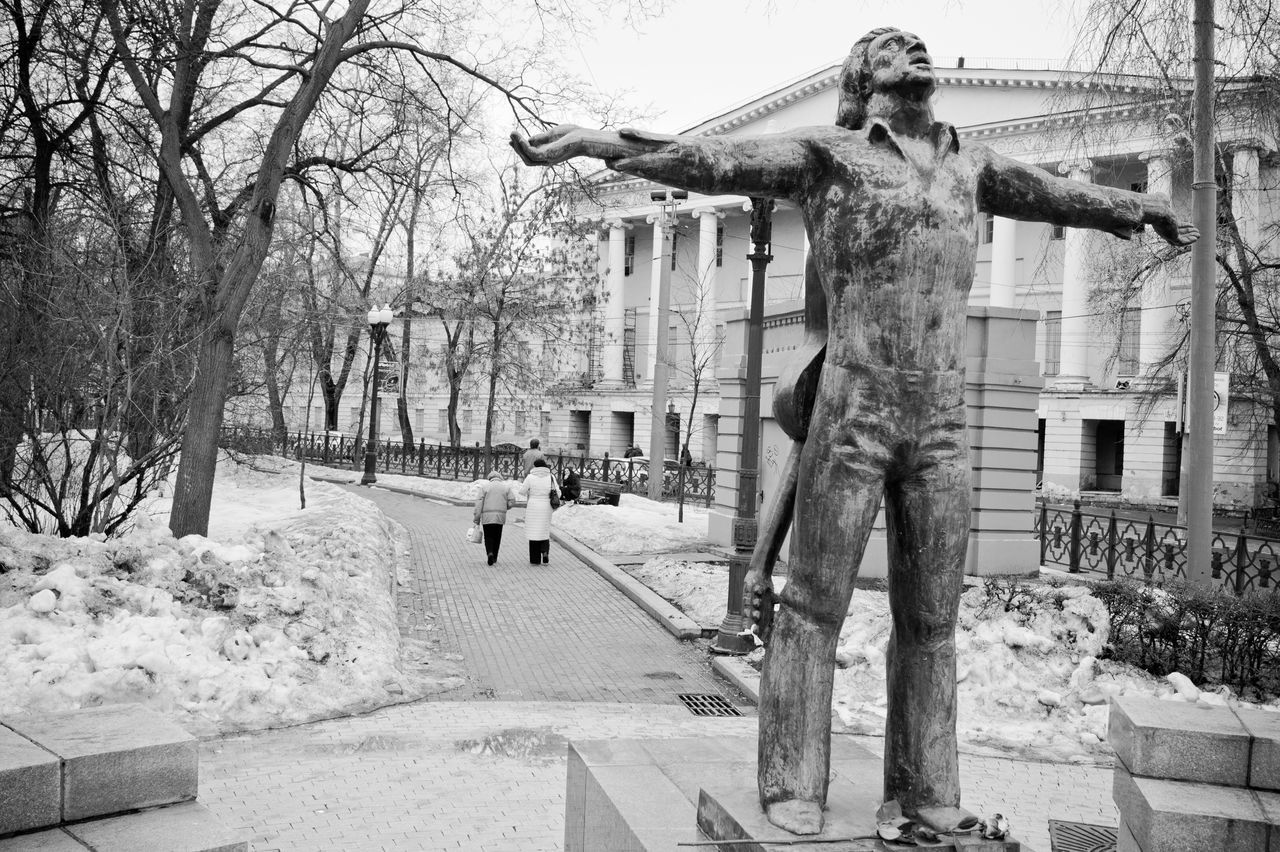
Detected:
[{"left": 104, "top": 0, "right": 553, "bottom": 536}]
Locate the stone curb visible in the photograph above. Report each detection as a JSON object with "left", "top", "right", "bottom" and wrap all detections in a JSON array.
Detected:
[
  {"left": 316, "top": 474, "right": 705, "bottom": 642},
  {"left": 710, "top": 655, "right": 761, "bottom": 704}
]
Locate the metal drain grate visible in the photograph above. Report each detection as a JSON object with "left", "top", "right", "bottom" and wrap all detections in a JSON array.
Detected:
[
  {"left": 1047, "top": 820, "right": 1117, "bottom": 852},
  {"left": 677, "top": 693, "right": 742, "bottom": 717}
]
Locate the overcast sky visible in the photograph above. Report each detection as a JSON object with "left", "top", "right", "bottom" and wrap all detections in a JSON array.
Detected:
[{"left": 565, "top": 0, "right": 1081, "bottom": 130}]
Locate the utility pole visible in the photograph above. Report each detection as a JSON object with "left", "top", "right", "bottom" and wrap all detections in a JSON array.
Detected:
[
  {"left": 1186, "top": 0, "right": 1216, "bottom": 586},
  {"left": 648, "top": 189, "right": 686, "bottom": 500},
  {"left": 712, "top": 197, "right": 773, "bottom": 655}
]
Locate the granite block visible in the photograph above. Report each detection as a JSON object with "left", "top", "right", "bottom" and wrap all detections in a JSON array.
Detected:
[
  {"left": 0, "top": 829, "right": 86, "bottom": 851},
  {"left": 3, "top": 703, "right": 198, "bottom": 821},
  {"left": 64, "top": 801, "right": 246, "bottom": 852},
  {"left": 1108, "top": 696, "right": 1250, "bottom": 786},
  {"left": 1116, "top": 821, "right": 1142, "bottom": 852},
  {"left": 1113, "top": 763, "right": 1271, "bottom": 851},
  {"left": 0, "top": 725, "right": 60, "bottom": 835},
  {"left": 1235, "top": 706, "right": 1280, "bottom": 792},
  {"left": 565, "top": 746, "right": 587, "bottom": 852}
]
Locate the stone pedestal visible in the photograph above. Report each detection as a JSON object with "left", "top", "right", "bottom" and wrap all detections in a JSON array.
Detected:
[
  {"left": 1108, "top": 696, "right": 1280, "bottom": 851},
  {"left": 566, "top": 734, "right": 1026, "bottom": 851}
]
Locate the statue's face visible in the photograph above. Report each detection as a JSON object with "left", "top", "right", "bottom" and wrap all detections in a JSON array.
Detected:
[{"left": 867, "top": 30, "right": 935, "bottom": 97}]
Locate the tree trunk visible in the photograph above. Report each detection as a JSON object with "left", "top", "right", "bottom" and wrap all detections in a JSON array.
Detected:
[{"left": 169, "top": 323, "right": 235, "bottom": 537}]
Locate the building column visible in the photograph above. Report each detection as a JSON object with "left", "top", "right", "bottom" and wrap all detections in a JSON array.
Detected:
[
  {"left": 604, "top": 219, "right": 626, "bottom": 384},
  {"left": 646, "top": 214, "right": 665, "bottom": 383},
  {"left": 1232, "top": 145, "right": 1261, "bottom": 248},
  {"left": 1139, "top": 149, "right": 1176, "bottom": 374},
  {"left": 693, "top": 207, "right": 721, "bottom": 362},
  {"left": 1056, "top": 159, "right": 1094, "bottom": 383},
  {"left": 989, "top": 216, "right": 1018, "bottom": 307}
]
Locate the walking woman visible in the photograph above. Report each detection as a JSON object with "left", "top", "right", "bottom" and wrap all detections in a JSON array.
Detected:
[
  {"left": 521, "top": 458, "right": 559, "bottom": 565},
  {"left": 473, "top": 470, "right": 519, "bottom": 566}
]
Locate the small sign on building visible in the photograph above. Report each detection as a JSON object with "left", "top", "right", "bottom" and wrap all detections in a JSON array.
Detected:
[{"left": 1214, "top": 371, "right": 1230, "bottom": 435}]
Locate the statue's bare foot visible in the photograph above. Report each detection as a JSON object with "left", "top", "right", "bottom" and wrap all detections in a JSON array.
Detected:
[
  {"left": 765, "top": 798, "right": 824, "bottom": 835},
  {"left": 909, "top": 804, "right": 979, "bottom": 835}
]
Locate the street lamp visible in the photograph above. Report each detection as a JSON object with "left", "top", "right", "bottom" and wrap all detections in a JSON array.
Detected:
[
  {"left": 360, "top": 304, "right": 394, "bottom": 485},
  {"left": 711, "top": 197, "right": 773, "bottom": 655}
]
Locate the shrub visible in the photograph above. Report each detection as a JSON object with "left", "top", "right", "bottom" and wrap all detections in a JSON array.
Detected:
[{"left": 1091, "top": 578, "right": 1280, "bottom": 700}]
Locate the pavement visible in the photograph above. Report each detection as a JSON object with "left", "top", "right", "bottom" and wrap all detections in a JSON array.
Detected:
[{"left": 195, "top": 482, "right": 1119, "bottom": 852}]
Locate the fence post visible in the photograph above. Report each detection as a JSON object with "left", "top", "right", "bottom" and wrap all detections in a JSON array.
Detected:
[
  {"left": 1038, "top": 499, "right": 1048, "bottom": 567},
  {"left": 418, "top": 439, "right": 426, "bottom": 476},
  {"left": 1105, "top": 510, "right": 1119, "bottom": 580},
  {"left": 473, "top": 442, "right": 480, "bottom": 480},
  {"left": 1068, "top": 499, "right": 1083, "bottom": 573},
  {"left": 401, "top": 439, "right": 407, "bottom": 473},
  {"left": 1234, "top": 531, "right": 1249, "bottom": 595},
  {"left": 1142, "top": 515, "right": 1157, "bottom": 581},
  {"left": 707, "top": 467, "right": 715, "bottom": 508}
]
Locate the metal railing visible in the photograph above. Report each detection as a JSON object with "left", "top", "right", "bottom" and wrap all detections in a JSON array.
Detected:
[
  {"left": 1034, "top": 497, "right": 1280, "bottom": 595},
  {"left": 220, "top": 426, "right": 716, "bottom": 506}
]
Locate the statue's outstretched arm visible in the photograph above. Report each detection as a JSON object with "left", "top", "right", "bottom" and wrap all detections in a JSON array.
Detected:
[
  {"left": 512, "top": 124, "right": 813, "bottom": 199},
  {"left": 510, "top": 125, "right": 672, "bottom": 167},
  {"left": 977, "top": 147, "right": 1198, "bottom": 247}
]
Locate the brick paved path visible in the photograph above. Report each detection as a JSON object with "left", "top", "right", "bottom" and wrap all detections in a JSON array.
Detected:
[{"left": 359, "top": 485, "right": 738, "bottom": 706}]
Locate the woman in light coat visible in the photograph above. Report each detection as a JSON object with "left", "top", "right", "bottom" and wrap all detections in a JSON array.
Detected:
[
  {"left": 520, "top": 458, "right": 559, "bottom": 565},
  {"left": 474, "top": 470, "right": 519, "bottom": 566}
]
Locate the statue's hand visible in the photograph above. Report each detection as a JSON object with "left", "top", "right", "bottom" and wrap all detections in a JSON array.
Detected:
[
  {"left": 1140, "top": 193, "right": 1200, "bottom": 246},
  {"left": 1154, "top": 216, "right": 1200, "bottom": 247},
  {"left": 509, "top": 125, "right": 589, "bottom": 167},
  {"left": 743, "top": 567, "right": 776, "bottom": 646}
]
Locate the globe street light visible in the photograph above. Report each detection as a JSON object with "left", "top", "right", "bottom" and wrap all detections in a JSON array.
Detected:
[{"left": 360, "top": 304, "right": 394, "bottom": 485}]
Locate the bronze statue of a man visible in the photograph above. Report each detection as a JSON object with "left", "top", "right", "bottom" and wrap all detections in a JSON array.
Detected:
[{"left": 513, "top": 27, "right": 1197, "bottom": 837}]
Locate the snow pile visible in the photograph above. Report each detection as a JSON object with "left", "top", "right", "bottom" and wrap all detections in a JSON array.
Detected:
[
  {"left": 828, "top": 582, "right": 1201, "bottom": 763},
  {"left": 0, "top": 459, "right": 462, "bottom": 735},
  {"left": 622, "top": 557, "right": 729, "bottom": 626},
  {"left": 554, "top": 495, "right": 712, "bottom": 555}
]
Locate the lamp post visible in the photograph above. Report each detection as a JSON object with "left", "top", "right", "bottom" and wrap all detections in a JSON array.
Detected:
[
  {"left": 712, "top": 196, "right": 773, "bottom": 655},
  {"left": 361, "top": 304, "right": 394, "bottom": 486}
]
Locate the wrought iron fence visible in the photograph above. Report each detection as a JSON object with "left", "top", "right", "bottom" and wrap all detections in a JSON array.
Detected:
[
  {"left": 219, "top": 426, "right": 716, "bottom": 506},
  {"left": 1034, "top": 498, "right": 1280, "bottom": 595}
]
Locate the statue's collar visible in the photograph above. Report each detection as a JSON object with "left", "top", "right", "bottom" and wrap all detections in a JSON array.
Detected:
[{"left": 862, "top": 118, "right": 960, "bottom": 159}]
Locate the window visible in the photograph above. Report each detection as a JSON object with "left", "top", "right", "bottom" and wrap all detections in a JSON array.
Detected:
[
  {"left": 1118, "top": 307, "right": 1140, "bottom": 376},
  {"left": 414, "top": 408, "right": 424, "bottom": 432},
  {"left": 438, "top": 409, "right": 448, "bottom": 433},
  {"left": 668, "top": 324, "right": 679, "bottom": 363},
  {"left": 624, "top": 234, "right": 635, "bottom": 276},
  {"left": 1051, "top": 224, "right": 1065, "bottom": 240},
  {"left": 1130, "top": 180, "right": 1148, "bottom": 194},
  {"left": 716, "top": 223, "right": 724, "bottom": 267},
  {"left": 515, "top": 410, "right": 527, "bottom": 434},
  {"left": 1043, "top": 311, "right": 1062, "bottom": 376},
  {"left": 980, "top": 213, "right": 994, "bottom": 245},
  {"left": 462, "top": 408, "right": 474, "bottom": 431},
  {"left": 670, "top": 231, "right": 679, "bottom": 271}
]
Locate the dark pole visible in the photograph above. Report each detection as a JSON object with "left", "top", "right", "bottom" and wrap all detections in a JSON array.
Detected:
[
  {"left": 712, "top": 197, "right": 773, "bottom": 655},
  {"left": 361, "top": 306, "right": 391, "bottom": 485}
]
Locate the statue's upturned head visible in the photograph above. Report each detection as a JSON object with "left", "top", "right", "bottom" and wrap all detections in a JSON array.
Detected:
[{"left": 837, "top": 27, "right": 936, "bottom": 130}]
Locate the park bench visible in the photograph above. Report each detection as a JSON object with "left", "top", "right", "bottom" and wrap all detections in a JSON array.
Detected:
[{"left": 577, "top": 479, "right": 621, "bottom": 506}]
